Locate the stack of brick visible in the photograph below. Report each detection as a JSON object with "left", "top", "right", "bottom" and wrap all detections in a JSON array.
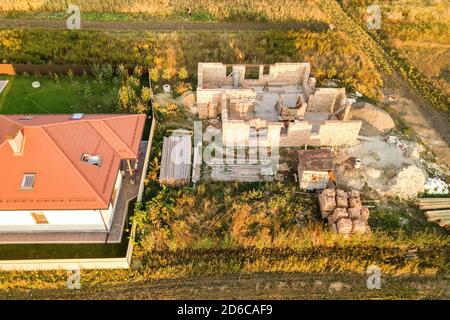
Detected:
[{"left": 319, "top": 189, "right": 371, "bottom": 235}]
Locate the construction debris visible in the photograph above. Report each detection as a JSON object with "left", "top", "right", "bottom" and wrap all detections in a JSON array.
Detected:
[
  {"left": 335, "top": 135, "right": 428, "bottom": 199},
  {"left": 336, "top": 189, "right": 349, "bottom": 208},
  {"left": 424, "top": 178, "right": 449, "bottom": 195},
  {"left": 385, "top": 165, "right": 427, "bottom": 198},
  {"left": 159, "top": 135, "right": 192, "bottom": 186},
  {"left": 207, "top": 159, "right": 274, "bottom": 182},
  {"left": 319, "top": 188, "right": 371, "bottom": 235}
]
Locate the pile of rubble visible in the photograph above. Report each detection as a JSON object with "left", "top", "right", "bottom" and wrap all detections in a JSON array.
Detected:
[
  {"left": 319, "top": 189, "right": 371, "bottom": 235},
  {"left": 334, "top": 135, "right": 428, "bottom": 199}
]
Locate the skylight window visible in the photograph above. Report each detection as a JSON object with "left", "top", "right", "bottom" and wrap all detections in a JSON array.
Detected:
[
  {"left": 71, "top": 113, "right": 84, "bottom": 120},
  {"left": 81, "top": 153, "right": 102, "bottom": 166},
  {"left": 20, "top": 173, "right": 35, "bottom": 190}
]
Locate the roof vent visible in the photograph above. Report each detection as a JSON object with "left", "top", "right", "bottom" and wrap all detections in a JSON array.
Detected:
[
  {"left": 81, "top": 153, "right": 102, "bottom": 166},
  {"left": 71, "top": 113, "right": 84, "bottom": 120},
  {"left": 18, "top": 116, "right": 34, "bottom": 120}
]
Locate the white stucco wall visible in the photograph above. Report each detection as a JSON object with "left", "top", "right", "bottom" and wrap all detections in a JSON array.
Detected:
[
  {"left": 101, "top": 170, "right": 123, "bottom": 229},
  {"left": 0, "top": 170, "right": 123, "bottom": 232},
  {"left": 0, "top": 209, "right": 106, "bottom": 232}
]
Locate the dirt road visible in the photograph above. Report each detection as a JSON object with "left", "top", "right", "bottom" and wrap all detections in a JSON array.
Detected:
[
  {"left": 1, "top": 272, "right": 448, "bottom": 300},
  {"left": 387, "top": 83, "right": 450, "bottom": 166}
]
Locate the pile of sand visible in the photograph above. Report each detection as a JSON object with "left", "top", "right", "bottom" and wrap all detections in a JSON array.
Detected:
[{"left": 350, "top": 102, "right": 395, "bottom": 136}]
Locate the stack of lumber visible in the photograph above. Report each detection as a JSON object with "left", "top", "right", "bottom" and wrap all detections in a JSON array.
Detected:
[
  {"left": 319, "top": 189, "right": 371, "bottom": 235},
  {"left": 418, "top": 198, "right": 450, "bottom": 229},
  {"left": 159, "top": 135, "right": 192, "bottom": 186}
]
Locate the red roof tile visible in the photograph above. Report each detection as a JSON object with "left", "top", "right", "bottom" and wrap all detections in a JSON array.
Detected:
[
  {"left": 0, "top": 114, "right": 146, "bottom": 210},
  {"left": 298, "top": 149, "right": 334, "bottom": 171}
]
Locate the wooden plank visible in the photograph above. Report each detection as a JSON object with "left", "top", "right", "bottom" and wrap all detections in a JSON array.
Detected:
[
  {"left": 425, "top": 210, "right": 450, "bottom": 216},
  {"left": 418, "top": 198, "right": 450, "bottom": 201},
  {"left": 419, "top": 202, "right": 450, "bottom": 209},
  {"left": 437, "top": 219, "right": 450, "bottom": 228}
]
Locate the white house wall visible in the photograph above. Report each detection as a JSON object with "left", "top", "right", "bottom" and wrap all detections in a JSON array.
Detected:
[
  {"left": 0, "top": 170, "right": 123, "bottom": 232},
  {"left": 100, "top": 170, "right": 123, "bottom": 229},
  {"left": 0, "top": 209, "right": 106, "bottom": 232}
]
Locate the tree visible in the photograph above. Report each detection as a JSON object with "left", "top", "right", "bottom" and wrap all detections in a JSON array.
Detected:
[
  {"left": 162, "top": 68, "right": 175, "bottom": 81},
  {"left": 116, "top": 64, "right": 128, "bottom": 80},
  {"left": 141, "top": 86, "right": 153, "bottom": 102},
  {"left": 118, "top": 86, "right": 130, "bottom": 109},
  {"left": 133, "top": 65, "right": 143, "bottom": 78},
  {"left": 178, "top": 67, "right": 189, "bottom": 80},
  {"left": 67, "top": 69, "right": 74, "bottom": 82},
  {"left": 149, "top": 68, "right": 159, "bottom": 83},
  {"left": 133, "top": 101, "right": 148, "bottom": 114}
]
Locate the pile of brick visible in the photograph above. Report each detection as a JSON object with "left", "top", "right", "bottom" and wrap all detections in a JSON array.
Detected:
[{"left": 319, "top": 189, "right": 371, "bottom": 235}]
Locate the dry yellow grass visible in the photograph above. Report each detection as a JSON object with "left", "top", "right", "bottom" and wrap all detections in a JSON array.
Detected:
[
  {"left": 0, "top": 0, "right": 328, "bottom": 22},
  {"left": 377, "top": 0, "right": 450, "bottom": 96},
  {"left": 396, "top": 45, "right": 450, "bottom": 96},
  {"left": 340, "top": 0, "right": 450, "bottom": 109}
]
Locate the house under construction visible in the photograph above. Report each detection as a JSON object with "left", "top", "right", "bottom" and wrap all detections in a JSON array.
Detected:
[{"left": 196, "top": 62, "right": 362, "bottom": 147}]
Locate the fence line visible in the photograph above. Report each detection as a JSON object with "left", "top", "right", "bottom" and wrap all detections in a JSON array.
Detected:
[{"left": 137, "top": 108, "right": 156, "bottom": 202}]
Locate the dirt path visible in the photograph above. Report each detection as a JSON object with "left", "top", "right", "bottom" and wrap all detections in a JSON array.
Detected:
[
  {"left": 0, "top": 18, "right": 312, "bottom": 31},
  {"left": 386, "top": 76, "right": 450, "bottom": 166},
  {"left": 1, "top": 272, "right": 448, "bottom": 300}
]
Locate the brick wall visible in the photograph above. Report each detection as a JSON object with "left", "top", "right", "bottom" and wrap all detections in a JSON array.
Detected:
[
  {"left": 307, "top": 88, "right": 346, "bottom": 113},
  {"left": 198, "top": 62, "right": 311, "bottom": 89}
]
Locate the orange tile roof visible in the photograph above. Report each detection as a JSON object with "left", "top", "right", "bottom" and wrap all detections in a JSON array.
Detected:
[{"left": 0, "top": 114, "right": 146, "bottom": 210}]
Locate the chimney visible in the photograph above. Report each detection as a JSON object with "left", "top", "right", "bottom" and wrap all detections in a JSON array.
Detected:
[{"left": 7, "top": 127, "right": 25, "bottom": 155}]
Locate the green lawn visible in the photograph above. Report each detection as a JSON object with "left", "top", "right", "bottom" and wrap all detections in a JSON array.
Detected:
[
  {"left": 0, "top": 241, "right": 128, "bottom": 260},
  {"left": 0, "top": 75, "right": 119, "bottom": 114}
]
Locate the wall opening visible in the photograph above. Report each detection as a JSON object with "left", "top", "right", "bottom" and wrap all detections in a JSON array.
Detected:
[{"left": 244, "top": 66, "right": 260, "bottom": 80}]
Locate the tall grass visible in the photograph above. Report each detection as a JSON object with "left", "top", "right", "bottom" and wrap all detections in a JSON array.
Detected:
[
  {"left": 0, "top": 28, "right": 383, "bottom": 98},
  {"left": 0, "top": 0, "right": 328, "bottom": 22}
]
